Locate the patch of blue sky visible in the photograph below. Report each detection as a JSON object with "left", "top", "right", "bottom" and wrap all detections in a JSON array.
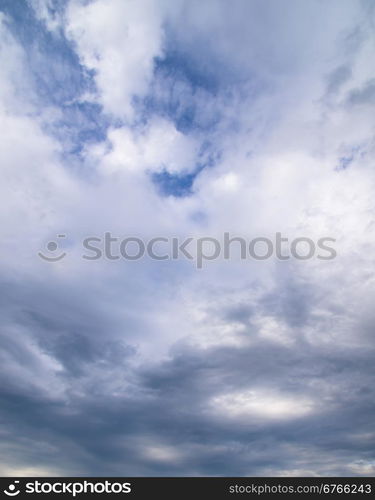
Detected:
[
  {"left": 336, "top": 144, "right": 365, "bottom": 171},
  {"left": 138, "top": 47, "right": 230, "bottom": 197},
  {"left": 47, "top": 101, "right": 110, "bottom": 155},
  {"left": 151, "top": 145, "right": 221, "bottom": 198},
  {"left": 135, "top": 83, "right": 222, "bottom": 135},
  {"left": 133, "top": 48, "right": 224, "bottom": 134},
  {"left": 1, "top": 0, "right": 108, "bottom": 157},
  {"left": 151, "top": 167, "right": 201, "bottom": 198},
  {"left": 155, "top": 50, "right": 220, "bottom": 95},
  {"left": 2, "top": 0, "right": 87, "bottom": 104}
]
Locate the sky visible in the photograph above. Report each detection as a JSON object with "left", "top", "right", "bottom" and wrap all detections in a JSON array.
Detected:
[{"left": 0, "top": 0, "right": 375, "bottom": 477}]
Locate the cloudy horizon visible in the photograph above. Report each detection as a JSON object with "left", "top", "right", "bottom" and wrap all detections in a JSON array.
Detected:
[{"left": 0, "top": 0, "right": 375, "bottom": 476}]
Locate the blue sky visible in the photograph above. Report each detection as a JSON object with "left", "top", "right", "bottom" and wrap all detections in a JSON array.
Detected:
[{"left": 0, "top": 0, "right": 375, "bottom": 476}]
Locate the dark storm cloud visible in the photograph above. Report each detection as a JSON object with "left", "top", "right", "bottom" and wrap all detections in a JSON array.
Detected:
[
  {"left": 1, "top": 342, "right": 375, "bottom": 475},
  {"left": 1, "top": 273, "right": 374, "bottom": 475}
]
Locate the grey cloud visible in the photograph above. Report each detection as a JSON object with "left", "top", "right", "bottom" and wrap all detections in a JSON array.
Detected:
[
  {"left": 1, "top": 333, "right": 374, "bottom": 475},
  {"left": 326, "top": 65, "right": 352, "bottom": 96},
  {"left": 1, "top": 271, "right": 374, "bottom": 475},
  {"left": 346, "top": 79, "right": 375, "bottom": 106}
]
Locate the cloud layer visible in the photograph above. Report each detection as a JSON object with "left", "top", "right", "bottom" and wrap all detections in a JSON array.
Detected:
[{"left": 0, "top": 0, "right": 374, "bottom": 476}]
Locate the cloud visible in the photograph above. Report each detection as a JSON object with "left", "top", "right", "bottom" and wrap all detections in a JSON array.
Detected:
[
  {"left": 65, "top": 0, "right": 166, "bottom": 120},
  {"left": 0, "top": 0, "right": 375, "bottom": 477},
  {"left": 347, "top": 79, "right": 375, "bottom": 106},
  {"left": 90, "top": 117, "right": 201, "bottom": 175}
]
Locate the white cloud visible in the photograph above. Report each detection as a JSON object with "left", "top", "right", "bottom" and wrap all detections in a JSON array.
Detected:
[
  {"left": 65, "top": 0, "right": 166, "bottom": 120},
  {"left": 211, "top": 389, "right": 317, "bottom": 421},
  {"left": 90, "top": 118, "right": 199, "bottom": 175}
]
